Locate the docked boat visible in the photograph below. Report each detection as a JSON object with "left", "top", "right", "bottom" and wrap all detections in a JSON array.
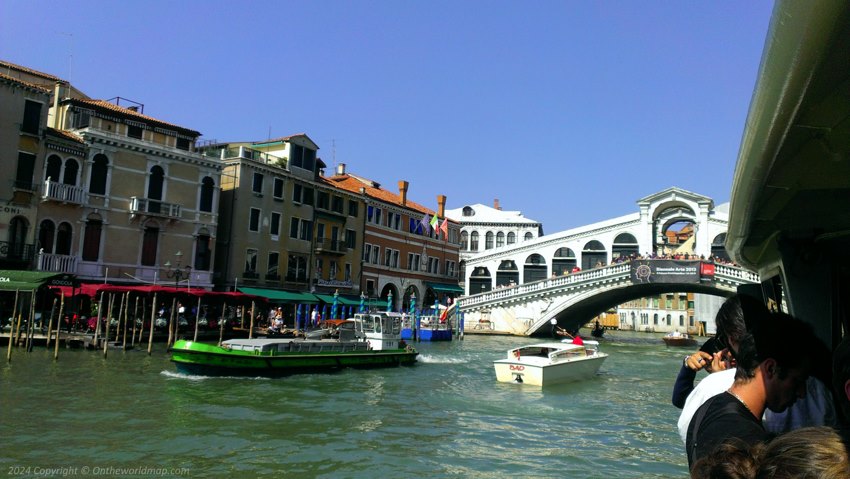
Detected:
[
  {"left": 662, "top": 331, "right": 698, "bottom": 348},
  {"left": 170, "top": 313, "right": 417, "bottom": 376},
  {"left": 401, "top": 315, "right": 452, "bottom": 341},
  {"left": 493, "top": 340, "right": 608, "bottom": 386}
]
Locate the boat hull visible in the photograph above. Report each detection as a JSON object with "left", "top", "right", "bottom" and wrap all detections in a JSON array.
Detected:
[
  {"left": 402, "top": 328, "right": 453, "bottom": 341},
  {"left": 494, "top": 354, "right": 608, "bottom": 386},
  {"left": 662, "top": 337, "right": 698, "bottom": 348},
  {"left": 170, "top": 340, "right": 418, "bottom": 377}
]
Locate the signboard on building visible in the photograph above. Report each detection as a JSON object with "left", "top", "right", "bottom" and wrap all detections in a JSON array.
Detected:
[
  {"left": 316, "top": 279, "right": 353, "bottom": 289},
  {"left": 630, "top": 260, "right": 705, "bottom": 284}
]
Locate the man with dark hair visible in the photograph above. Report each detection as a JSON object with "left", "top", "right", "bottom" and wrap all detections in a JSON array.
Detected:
[{"left": 686, "top": 313, "right": 814, "bottom": 468}]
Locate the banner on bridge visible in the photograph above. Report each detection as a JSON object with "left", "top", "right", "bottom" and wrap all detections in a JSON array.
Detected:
[{"left": 630, "top": 260, "right": 713, "bottom": 284}]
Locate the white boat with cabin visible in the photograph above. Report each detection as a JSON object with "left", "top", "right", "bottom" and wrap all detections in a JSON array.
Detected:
[{"left": 493, "top": 340, "right": 608, "bottom": 386}]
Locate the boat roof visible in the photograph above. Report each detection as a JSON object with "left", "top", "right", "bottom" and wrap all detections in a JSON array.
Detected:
[{"left": 514, "top": 342, "right": 585, "bottom": 351}]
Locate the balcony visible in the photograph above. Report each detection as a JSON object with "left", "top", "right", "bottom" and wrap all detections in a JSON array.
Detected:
[
  {"left": 0, "top": 241, "right": 35, "bottom": 263},
  {"left": 315, "top": 239, "right": 347, "bottom": 255},
  {"left": 37, "top": 251, "right": 78, "bottom": 273},
  {"left": 130, "top": 197, "right": 181, "bottom": 220},
  {"left": 42, "top": 179, "right": 89, "bottom": 205}
]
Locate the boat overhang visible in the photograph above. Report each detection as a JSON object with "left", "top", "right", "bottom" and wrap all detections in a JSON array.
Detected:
[{"left": 728, "top": 0, "right": 850, "bottom": 274}]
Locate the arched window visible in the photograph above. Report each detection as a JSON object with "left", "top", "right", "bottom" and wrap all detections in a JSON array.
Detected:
[
  {"left": 62, "top": 159, "right": 79, "bottom": 185},
  {"left": 462, "top": 206, "right": 475, "bottom": 217},
  {"left": 199, "top": 176, "right": 215, "bottom": 212},
  {"left": 55, "top": 222, "right": 72, "bottom": 255},
  {"left": 460, "top": 231, "right": 469, "bottom": 250},
  {"left": 524, "top": 253, "right": 547, "bottom": 282},
  {"left": 82, "top": 215, "right": 103, "bottom": 261},
  {"left": 496, "top": 260, "right": 519, "bottom": 287},
  {"left": 712, "top": 233, "right": 729, "bottom": 261},
  {"left": 507, "top": 232, "right": 516, "bottom": 245},
  {"left": 496, "top": 232, "right": 505, "bottom": 248},
  {"left": 524, "top": 232, "right": 533, "bottom": 241},
  {"left": 195, "top": 229, "right": 212, "bottom": 270},
  {"left": 45, "top": 155, "right": 62, "bottom": 182},
  {"left": 552, "top": 247, "right": 577, "bottom": 275},
  {"left": 470, "top": 231, "right": 479, "bottom": 251},
  {"left": 612, "top": 232, "right": 639, "bottom": 259},
  {"left": 8, "top": 216, "right": 29, "bottom": 259},
  {"left": 38, "top": 220, "right": 55, "bottom": 253},
  {"left": 485, "top": 231, "right": 494, "bottom": 250},
  {"left": 582, "top": 240, "right": 607, "bottom": 269},
  {"left": 148, "top": 165, "right": 165, "bottom": 214},
  {"left": 89, "top": 154, "right": 109, "bottom": 195},
  {"left": 140, "top": 222, "right": 159, "bottom": 266}
]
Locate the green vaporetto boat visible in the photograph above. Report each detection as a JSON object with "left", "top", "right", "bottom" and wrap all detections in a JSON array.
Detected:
[{"left": 170, "top": 313, "right": 417, "bottom": 376}]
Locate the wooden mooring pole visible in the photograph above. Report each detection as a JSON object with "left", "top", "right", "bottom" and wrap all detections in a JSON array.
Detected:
[
  {"left": 147, "top": 293, "right": 157, "bottom": 355},
  {"left": 45, "top": 297, "right": 58, "bottom": 349},
  {"left": 54, "top": 293, "right": 65, "bottom": 360},
  {"left": 6, "top": 289, "right": 19, "bottom": 362}
]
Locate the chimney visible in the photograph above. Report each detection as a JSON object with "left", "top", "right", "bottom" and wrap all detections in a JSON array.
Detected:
[
  {"left": 127, "top": 106, "right": 139, "bottom": 112},
  {"left": 494, "top": 198, "right": 501, "bottom": 210},
  {"left": 398, "top": 180, "right": 409, "bottom": 205},
  {"left": 437, "top": 195, "right": 446, "bottom": 218},
  {"left": 336, "top": 163, "right": 346, "bottom": 176},
  {"left": 52, "top": 82, "right": 62, "bottom": 129}
]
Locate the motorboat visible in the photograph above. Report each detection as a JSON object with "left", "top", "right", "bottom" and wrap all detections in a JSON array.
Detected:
[
  {"left": 401, "top": 315, "right": 452, "bottom": 341},
  {"left": 662, "top": 331, "right": 698, "bottom": 348},
  {"left": 170, "top": 313, "right": 417, "bottom": 376},
  {"left": 493, "top": 340, "right": 608, "bottom": 386}
]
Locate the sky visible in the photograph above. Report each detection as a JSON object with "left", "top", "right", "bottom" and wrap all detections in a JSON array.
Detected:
[{"left": 1, "top": 0, "right": 775, "bottom": 234}]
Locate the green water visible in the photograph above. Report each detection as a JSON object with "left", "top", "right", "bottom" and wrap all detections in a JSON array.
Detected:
[{"left": 1, "top": 332, "right": 689, "bottom": 478}]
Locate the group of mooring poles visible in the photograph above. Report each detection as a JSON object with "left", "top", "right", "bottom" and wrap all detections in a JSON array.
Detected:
[{"left": 5, "top": 288, "right": 68, "bottom": 362}]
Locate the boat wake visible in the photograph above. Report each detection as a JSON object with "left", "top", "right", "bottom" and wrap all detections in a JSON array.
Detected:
[
  {"left": 417, "top": 354, "right": 467, "bottom": 364},
  {"left": 159, "top": 370, "right": 269, "bottom": 381}
]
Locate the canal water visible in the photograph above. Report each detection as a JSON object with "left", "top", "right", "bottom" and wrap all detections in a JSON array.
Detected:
[{"left": 1, "top": 332, "right": 690, "bottom": 478}]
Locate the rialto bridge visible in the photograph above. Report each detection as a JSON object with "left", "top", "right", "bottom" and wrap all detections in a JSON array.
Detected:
[{"left": 455, "top": 187, "right": 760, "bottom": 336}]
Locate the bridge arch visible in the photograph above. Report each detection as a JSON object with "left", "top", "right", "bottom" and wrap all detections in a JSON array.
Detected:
[
  {"left": 612, "top": 233, "right": 639, "bottom": 260},
  {"left": 380, "top": 283, "right": 399, "bottom": 311},
  {"left": 552, "top": 247, "right": 577, "bottom": 276},
  {"left": 524, "top": 254, "right": 547, "bottom": 283}
]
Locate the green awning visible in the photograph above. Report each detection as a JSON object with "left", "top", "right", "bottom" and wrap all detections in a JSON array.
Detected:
[
  {"left": 425, "top": 282, "right": 464, "bottom": 294},
  {"left": 314, "top": 294, "right": 362, "bottom": 306},
  {"left": 237, "top": 287, "right": 319, "bottom": 303},
  {"left": 0, "top": 270, "right": 66, "bottom": 291}
]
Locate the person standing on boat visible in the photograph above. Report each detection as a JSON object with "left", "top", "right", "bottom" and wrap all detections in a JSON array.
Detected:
[{"left": 310, "top": 307, "right": 318, "bottom": 328}]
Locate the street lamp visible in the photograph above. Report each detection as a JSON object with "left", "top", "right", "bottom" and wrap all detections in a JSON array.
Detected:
[{"left": 164, "top": 251, "right": 191, "bottom": 288}]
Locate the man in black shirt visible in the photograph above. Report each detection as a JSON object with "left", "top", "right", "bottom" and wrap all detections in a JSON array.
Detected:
[{"left": 686, "top": 313, "right": 814, "bottom": 468}]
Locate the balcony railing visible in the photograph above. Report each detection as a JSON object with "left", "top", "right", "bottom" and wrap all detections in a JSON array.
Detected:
[
  {"left": 0, "top": 241, "right": 35, "bottom": 262},
  {"left": 130, "top": 197, "right": 181, "bottom": 219},
  {"left": 315, "top": 239, "right": 347, "bottom": 255},
  {"left": 37, "top": 251, "right": 78, "bottom": 273},
  {"left": 201, "top": 145, "right": 288, "bottom": 169},
  {"left": 42, "top": 179, "right": 89, "bottom": 205}
]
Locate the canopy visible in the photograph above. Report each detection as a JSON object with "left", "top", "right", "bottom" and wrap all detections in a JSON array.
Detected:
[
  {"left": 0, "top": 270, "right": 66, "bottom": 291},
  {"left": 425, "top": 282, "right": 464, "bottom": 294},
  {"left": 237, "top": 287, "right": 319, "bottom": 304},
  {"left": 313, "top": 293, "right": 361, "bottom": 306}
]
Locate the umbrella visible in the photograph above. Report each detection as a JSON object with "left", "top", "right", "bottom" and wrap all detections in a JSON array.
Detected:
[
  {"left": 434, "top": 299, "right": 440, "bottom": 316},
  {"left": 359, "top": 295, "right": 365, "bottom": 314},
  {"left": 409, "top": 294, "right": 416, "bottom": 315},
  {"left": 386, "top": 292, "right": 393, "bottom": 312},
  {"left": 331, "top": 292, "right": 339, "bottom": 320},
  {"left": 322, "top": 304, "right": 328, "bottom": 322}
]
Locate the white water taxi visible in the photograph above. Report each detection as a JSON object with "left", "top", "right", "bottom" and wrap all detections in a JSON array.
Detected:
[{"left": 493, "top": 340, "right": 607, "bottom": 386}]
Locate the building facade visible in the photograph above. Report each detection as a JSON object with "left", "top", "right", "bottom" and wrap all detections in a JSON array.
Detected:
[{"left": 327, "top": 167, "right": 462, "bottom": 312}]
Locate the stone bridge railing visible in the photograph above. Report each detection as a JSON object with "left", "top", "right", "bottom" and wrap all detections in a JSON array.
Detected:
[{"left": 458, "top": 262, "right": 759, "bottom": 312}]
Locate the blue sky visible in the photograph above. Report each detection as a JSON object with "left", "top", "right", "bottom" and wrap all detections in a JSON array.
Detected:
[{"left": 1, "top": 1, "right": 774, "bottom": 233}]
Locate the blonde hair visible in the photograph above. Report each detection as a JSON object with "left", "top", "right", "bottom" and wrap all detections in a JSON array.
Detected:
[{"left": 757, "top": 427, "right": 850, "bottom": 479}]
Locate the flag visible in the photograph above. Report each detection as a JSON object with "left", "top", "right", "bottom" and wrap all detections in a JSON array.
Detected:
[
  {"left": 430, "top": 214, "right": 439, "bottom": 229},
  {"left": 440, "top": 218, "right": 448, "bottom": 240},
  {"left": 420, "top": 214, "right": 431, "bottom": 235}
]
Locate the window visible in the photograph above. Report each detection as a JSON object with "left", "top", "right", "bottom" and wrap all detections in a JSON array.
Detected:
[
  {"left": 176, "top": 138, "right": 190, "bottom": 151},
  {"left": 299, "top": 219, "right": 313, "bottom": 241},
  {"left": 273, "top": 178, "right": 284, "bottom": 199},
  {"left": 370, "top": 246, "right": 380, "bottom": 265},
  {"left": 372, "top": 207, "right": 382, "bottom": 226},
  {"left": 249, "top": 208, "right": 261, "bottom": 232},
  {"left": 290, "top": 217, "right": 300, "bottom": 238},
  {"left": 56, "top": 222, "right": 72, "bottom": 255},
  {"left": 446, "top": 261, "right": 456, "bottom": 277},
  {"left": 496, "top": 232, "right": 505, "bottom": 248},
  {"left": 127, "top": 124, "right": 143, "bottom": 139},
  {"left": 38, "top": 220, "right": 55, "bottom": 253},
  {"left": 73, "top": 109, "right": 90, "bottom": 129},
  {"left": 194, "top": 232, "right": 211, "bottom": 270},
  {"left": 62, "top": 159, "right": 79, "bottom": 185},
  {"left": 507, "top": 232, "right": 516, "bottom": 245},
  {"left": 332, "top": 196, "right": 343, "bottom": 214},
  {"left": 344, "top": 263, "right": 351, "bottom": 282},
  {"left": 199, "top": 177, "right": 215, "bottom": 212},
  {"left": 485, "top": 232, "right": 494, "bottom": 250},
  {"left": 7, "top": 217, "right": 28, "bottom": 259},
  {"left": 366, "top": 280, "right": 375, "bottom": 296},
  {"left": 290, "top": 144, "right": 304, "bottom": 168},
  {"left": 329, "top": 261, "right": 338, "bottom": 279},
  {"left": 147, "top": 165, "right": 165, "bottom": 214},
  {"left": 287, "top": 254, "right": 308, "bottom": 282},
  {"left": 384, "top": 249, "right": 393, "bottom": 267},
  {"left": 363, "top": 244, "right": 372, "bottom": 262},
  {"left": 407, "top": 253, "right": 420, "bottom": 271},
  {"left": 679, "top": 295, "right": 687, "bottom": 310},
  {"left": 346, "top": 229, "right": 356, "bottom": 249},
  {"left": 348, "top": 200, "right": 358, "bottom": 217},
  {"left": 268, "top": 252, "right": 279, "bottom": 278},
  {"left": 141, "top": 225, "right": 159, "bottom": 266},
  {"left": 317, "top": 223, "right": 326, "bottom": 243},
  {"left": 653, "top": 314, "right": 659, "bottom": 325},
  {"left": 470, "top": 232, "right": 479, "bottom": 251},
  {"left": 524, "top": 232, "right": 534, "bottom": 241},
  {"left": 317, "top": 191, "right": 330, "bottom": 209},
  {"left": 460, "top": 231, "right": 469, "bottom": 250},
  {"left": 391, "top": 250, "right": 399, "bottom": 268},
  {"left": 15, "top": 152, "right": 36, "bottom": 190},
  {"left": 270, "top": 212, "right": 281, "bottom": 237},
  {"left": 45, "top": 155, "right": 62, "bottom": 182},
  {"left": 293, "top": 183, "right": 303, "bottom": 203},
  {"left": 89, "top": 154, "right": 109, "bottom": 195},
  {"left": 302, "top": 187, "right": 314, "bottom": 206},
  {"left": 22, "top": 100, "right": 41, "bottom": 135},
  {"left": 386, "top": 211, "right": 401, "bottom": 230},
  {"left": 666, "top": 296, "right": 673, "bottom": 309},
  {"left": 82, "top": 217, "right": 103, "bottom": 261},
  {"left": 245, "top": 249, "right": 258, "bottom": 273},
  {"left": 679, "top": 315, "right": 685, "bottom": 327},
  {"left": 315, "top": 259, "right": 323, "bottom": 278},
  {"left": 428, "top": 257, "right": 439, "bottom": 274},
  {"left": 252, "top": 172, "right": 263, "bottom": 194}
]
